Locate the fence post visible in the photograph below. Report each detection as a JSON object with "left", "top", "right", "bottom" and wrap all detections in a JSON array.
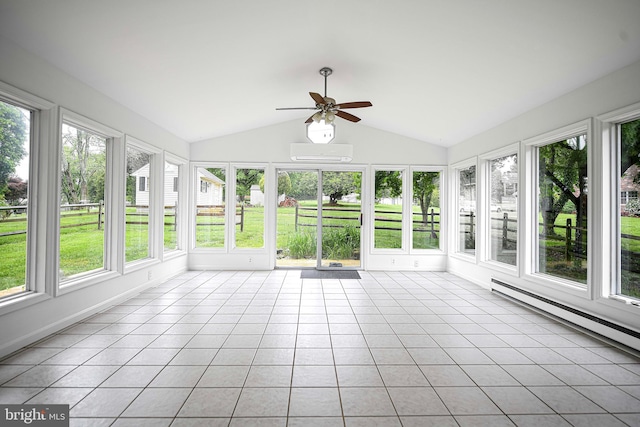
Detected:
[
  {"left": 502, "top": 212, "right": 509, "bottom": 249},
  {"left": 469, "top": 211, "right": 474, "bottom": 237},
  {"left": 173, "top": 201, "right": 178, "bottom": 231},
  {"left": 97, "top": 200, "right": 103, "bottom": 230},
  {"left": 240, "top": 204, "right": 245, "bottom": 232},
  {"left": 430, "top": 208, "right": 437, "bottom": 238},
  {"left": 565, "top": 218, "right": 572, "bottom": 261},
  {"left": 295, "top": 204, "right": 299, "bottom": 232}
]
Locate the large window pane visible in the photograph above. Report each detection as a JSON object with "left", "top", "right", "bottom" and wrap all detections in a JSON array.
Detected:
[
  {"left": 620, "top": 118, "right": 640, "bottom": 298},
  {"left": 537, "top": 134, "right": 588, "bottom": 283},
  {"left": 0, "top": 100, "right": 31, "bottom": 297},
  {"left": 164, "top": 161, "right": 179, "bottom": 252},
  {"left": 60, "top": 123, "right": 106, "bottom": 280},
  {"left": 458, "top": 165, "right": 476, "bottom": 254},
  {"left": 235, "top": 168, "right": 264, "bottom": 248},
  {"left": 490, "top": 154, "right": 518, "bottom": 265},
  {"left": 276, "top": 170, "right": 317, "bottom": 268},
  {"left": 195, "top": 167, "right": 226, "bottom": 248},
  {"left": 126, "top": 146, "right": 151, "bottom": 262},
  {"left": 374, "top": 170, "right": 403, "bottom": 249},
  {"left": 412, "top": 171, "right": 440, "bottom": 249}
]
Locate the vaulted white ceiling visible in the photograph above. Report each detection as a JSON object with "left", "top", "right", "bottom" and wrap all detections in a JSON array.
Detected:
[{"left": 1, "top": 0, "right": 639, "bottom": 146}]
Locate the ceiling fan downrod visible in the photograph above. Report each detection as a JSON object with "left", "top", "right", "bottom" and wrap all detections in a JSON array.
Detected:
[{"left": 319, "top": 67, "right": 332, "bottom": 98}]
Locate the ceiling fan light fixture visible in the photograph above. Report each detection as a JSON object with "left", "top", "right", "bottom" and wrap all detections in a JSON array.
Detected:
[
  {"left": 276, "top": 66, "right": 372, "bottom": 125},
  {"left": 325, "top": 111, "right": 335, "bottom": 123}
]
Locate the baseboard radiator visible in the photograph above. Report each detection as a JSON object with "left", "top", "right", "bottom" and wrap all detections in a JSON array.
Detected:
[{"left": 491, "top": 278, "right": 640, "bottom": 345}]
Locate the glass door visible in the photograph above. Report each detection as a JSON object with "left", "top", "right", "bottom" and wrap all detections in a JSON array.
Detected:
[
  {"left": 275, "top": 169, "right": 362, "bottom": 269},
  {"left": 319, "top": 170, "right": 362, "bottom": 269},
  {"left": 276, "top": 170, "right": 318, "bottom": 268}
]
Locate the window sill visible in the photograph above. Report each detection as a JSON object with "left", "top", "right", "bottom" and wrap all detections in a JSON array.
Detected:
[
  {"left": 480, "top": 260, "right": 518, "bottom": 277},
  {"left": 58, "top": 270, "right": 121, "bottom": 296},
  {"left": 162, "top": 249, "right": 187, "bottom": 261},
  {"left": 522, "top": 272, "right": 589, "bottom": 300},
  {"left": 450, "top": 251, "right": 477, "bottom": 264},
  {"left": 124, "top": 258, "right": 161, "bottom": 275},
  {"left": 0, "top": 292, "right": 51, "bottom": 316}
]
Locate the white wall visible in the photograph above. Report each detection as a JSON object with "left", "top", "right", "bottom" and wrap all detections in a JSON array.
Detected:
[
  {"left": 0, "top": 36, "right": 190, "bottom": 357},
  {"left": 189, "top": 119, "right": 448, "bottom": 271},
  {"left": 447, "top": 59, "right": 640, "bottom": 350},
  {"left": 190, "top": 118, "right": 447, "bottom": 165}
]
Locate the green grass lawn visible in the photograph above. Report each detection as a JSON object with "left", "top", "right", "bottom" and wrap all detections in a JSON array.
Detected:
[{"left": 1, "top": 204, "right": 639, "bottom": 299}]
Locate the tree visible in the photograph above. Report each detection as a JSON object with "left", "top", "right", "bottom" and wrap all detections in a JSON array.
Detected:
[
  {"left": 236, "top": 169, "right": 263, "bottom": 203},
  {"left": 621, "top": 118, "right": 640, "bottom": 183},
  {"left": 0, "top": 102, "right": 27, "bottom": 195},
  {"left": 372, "top": 170, "right": 403, "bottom": 201},
  {"left": 5, "top": 175, "right": 28, "bottom": 206},
  {"left": 413, "top": 172, "right": 439, "bottom": 224},
  {"left": 288, "top": 171, "right": 318, "bottom": 200},
  {"left": 61, "top": 126, "right": 106, "bottom": 204},
  {"left": 322, "top": 172, "right": 357, "bottom": 204},
  {"left": 259, "top": 171, "right": 291, "bottom": 196},
  {"left": 539, "top": 136, "right": 588, "bottom": 258}
]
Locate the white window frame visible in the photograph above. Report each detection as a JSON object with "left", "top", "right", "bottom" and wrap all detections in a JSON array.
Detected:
[
  {"left": 163, "top": 152, "right": 187, "bottom": 258},
  {"left": 598, "top": 101, "right": 640, "bottom": 304},
  {"left": 409, "top": 166, "right": 446, "bottom": 253},
  {"left": 0, "top": 81, "right": 55, "bottom": 312},
  {"left": 450, "top": 157, "right": 478, "bottom": 262},
  {"left": 522, "top": 119, "right": 592, "bottom": 296},
  {"left": 123, "top": 136, "right": 161, "bottom": 272},
  {"left": 479, "top": 143, "right": 520, "bottom": 275},
  {"left": 371, "top": 166, "right": 407, "bottom": 253},
  {"left": 57, "top": 109, "right": 123, "bottom": 295}
]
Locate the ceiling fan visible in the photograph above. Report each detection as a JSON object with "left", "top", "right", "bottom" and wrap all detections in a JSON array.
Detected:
[{"left": 276, "top": 67, "right": 372, "bottom": 124}]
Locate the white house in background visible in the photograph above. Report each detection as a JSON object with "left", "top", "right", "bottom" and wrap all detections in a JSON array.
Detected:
[
  {"left": 196, "top": 168, "right": 225, "bottom": 206},
  {"left": 130, "top": 165, "right": 224, "bottom": 207}
]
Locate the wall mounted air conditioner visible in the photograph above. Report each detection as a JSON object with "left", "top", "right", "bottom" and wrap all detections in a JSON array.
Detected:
[{"left": 290, "top": 143, "right": 353, "bottom": 162}]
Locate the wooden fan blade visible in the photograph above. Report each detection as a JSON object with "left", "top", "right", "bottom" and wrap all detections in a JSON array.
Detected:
[
  {"left": 336, "top": 110, "right": 361, "bottom": 122},
  {"left": 305, "top": 114, "right": 315, "bottom": 123},
  {"left": 336, "top": 101, "right": 372, "bottom": 109},
  {"left": 276, "top": 107, "right": 318, "bottom": 110},
  {"left": 310, "top": 92, "right": 326, "bottom": 105}
]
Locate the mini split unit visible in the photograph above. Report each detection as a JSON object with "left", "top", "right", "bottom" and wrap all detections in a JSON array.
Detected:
[{"left": 290, "top": 143, "right": 353, "bottom": 162}]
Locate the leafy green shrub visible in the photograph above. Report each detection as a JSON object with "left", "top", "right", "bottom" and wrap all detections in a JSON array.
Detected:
[
  {"left": 625, "top": 199, "right": 640, "bottom": 217},
  {"left": 322, "top": 225, "right": 360, "bottom": 259},
  {"left": 0, "top": 196, "right": 11, "bottom": 221},
  {"left": 288, "top": 231, "right": 316, "bottom": 258}
]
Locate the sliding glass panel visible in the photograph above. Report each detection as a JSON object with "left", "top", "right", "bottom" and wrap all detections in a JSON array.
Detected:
[
  {"left": 0, "top": 100, "right": 31, "bottom": 297},
  {"left": 537, "top": 134, "right": 588, "bottom": 283},
  {"left": 489, "top": 154, "right": 518, "bottom": 265},
  {"left": 620, "top": 117, "right": 640, "bottom": 298},
  {"left": 235, "top": 167, "right": 264, "bottom": 248},
  {"left": 276, "top": 170, "right": 317, "bottom": 267},
  {"left": 412, "top": 171, "right": 440, "bottom": 250},
  {"left": 164, "top": 161, "right": 179, "bottom": 252},
  {"left": 195, "top": 167, "right": 226, "bottom": 248},
  {"left": 458, "top": 165, "right": 476, "bottom": 254},
  {"left": 320, "top": 171, "right": 362, "bottom": 268},
  {"left": 60, "top": 123, "right": 107, "bottom": 280},
  {"left": 374, "top": 170, "right": 403, "bottom": 249}
]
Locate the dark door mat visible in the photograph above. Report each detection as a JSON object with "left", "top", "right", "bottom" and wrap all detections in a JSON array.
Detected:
[{"left": 300, "top": 270, "right": 361, "bottom": 279}]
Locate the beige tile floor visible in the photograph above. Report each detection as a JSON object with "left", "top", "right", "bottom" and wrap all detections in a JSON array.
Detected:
[{"left": 1, "top": 270, "right": 639, "bottom": 426}]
